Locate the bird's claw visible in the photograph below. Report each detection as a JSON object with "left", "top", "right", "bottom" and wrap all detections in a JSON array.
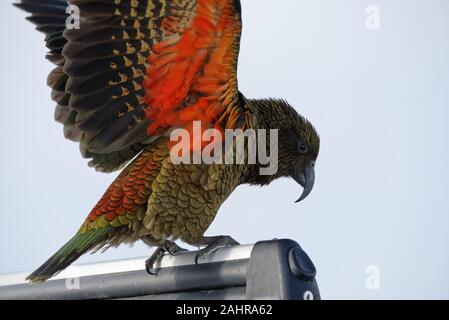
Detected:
[
  {"left": 164, "top": 242, "right": 188, "bottom": 256},
  {"left": 145, "top": 248, "right": 165, "bottom": 276},
  {"left": 194, "top": 249, "right": 209, "bottom": 265},
  {"left": 145, "top": 241, "right": 188, "bottom": 275},
  {"left": 194, "top": 236, "right": 240, "bottom": 265}
]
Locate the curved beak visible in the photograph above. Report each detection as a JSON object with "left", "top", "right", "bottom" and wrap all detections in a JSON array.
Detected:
[{"left": 293, "top": 162, "right": 315, "bottom": 203}]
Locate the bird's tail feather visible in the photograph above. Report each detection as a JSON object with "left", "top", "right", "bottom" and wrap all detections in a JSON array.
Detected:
[{"left": 27, "top": 227, "right": 113, "bottom": 283}]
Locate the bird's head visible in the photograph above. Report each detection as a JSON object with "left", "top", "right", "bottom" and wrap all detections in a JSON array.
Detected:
[{"left": 247, "top": 98, "right": 320, "bottom": 202}]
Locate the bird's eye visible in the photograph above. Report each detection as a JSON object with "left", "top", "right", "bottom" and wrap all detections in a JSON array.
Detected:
[{"left": 298, "top": 142, "right": 309, "bottom": 154}]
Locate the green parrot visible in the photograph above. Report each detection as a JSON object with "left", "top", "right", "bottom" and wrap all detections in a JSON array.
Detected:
[{"left": 16, "top": 0, "right": 320, "bottom": 283}]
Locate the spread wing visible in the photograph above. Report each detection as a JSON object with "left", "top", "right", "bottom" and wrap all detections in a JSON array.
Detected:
[{"left": 16, "top": 0, "right": 243, "bottom": 172}]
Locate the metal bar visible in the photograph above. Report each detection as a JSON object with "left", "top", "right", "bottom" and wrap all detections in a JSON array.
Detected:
[
  {"left": 0, "top": 239, "right": 321, "bottom": 300},
  {"left": 0, "top": 244, "right": 254, "bottom": 287},
  {"left": 127, "top": 286, "right": 247, "bottom": 300},
  {"left": 0, "top": 260, "right": 249, "bottom": 300}
]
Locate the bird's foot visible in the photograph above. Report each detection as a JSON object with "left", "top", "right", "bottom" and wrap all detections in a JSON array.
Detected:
[
  {"left": 163, "top": 241, "right": 188, "bottom": 256},
  {"left": 193, "top": 236, "right": 240, "bottom": 265},
  {"left": 145, "top": 247, "right": 165, "bottom": 276},
  {"left": 145, "top": 240, "right": 188, "bottom": 275}
]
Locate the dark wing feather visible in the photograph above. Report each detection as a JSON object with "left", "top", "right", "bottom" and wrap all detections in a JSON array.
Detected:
[
  {"left": 17, "top": 0, "right": 243, "bottom": 172},
  {"left": 16, "top": 0, "right": 148, "bottom": 172}
]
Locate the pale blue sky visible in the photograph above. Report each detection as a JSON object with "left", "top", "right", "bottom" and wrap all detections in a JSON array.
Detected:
[{"left": 1, "top": 0, "right": 448, "bottom": 299}]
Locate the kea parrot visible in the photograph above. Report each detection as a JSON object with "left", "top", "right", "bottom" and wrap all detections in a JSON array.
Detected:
[{"left": 15, "top": 0, "right": 320, "bottom": 283}]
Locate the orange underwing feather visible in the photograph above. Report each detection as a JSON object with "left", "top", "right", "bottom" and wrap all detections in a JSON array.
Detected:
[
  {"left": 144, "top": 0, "right": 242, "bottom": 138},
  {"left": 17, "top": 0, "right": 242, "bottom": 173}
]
